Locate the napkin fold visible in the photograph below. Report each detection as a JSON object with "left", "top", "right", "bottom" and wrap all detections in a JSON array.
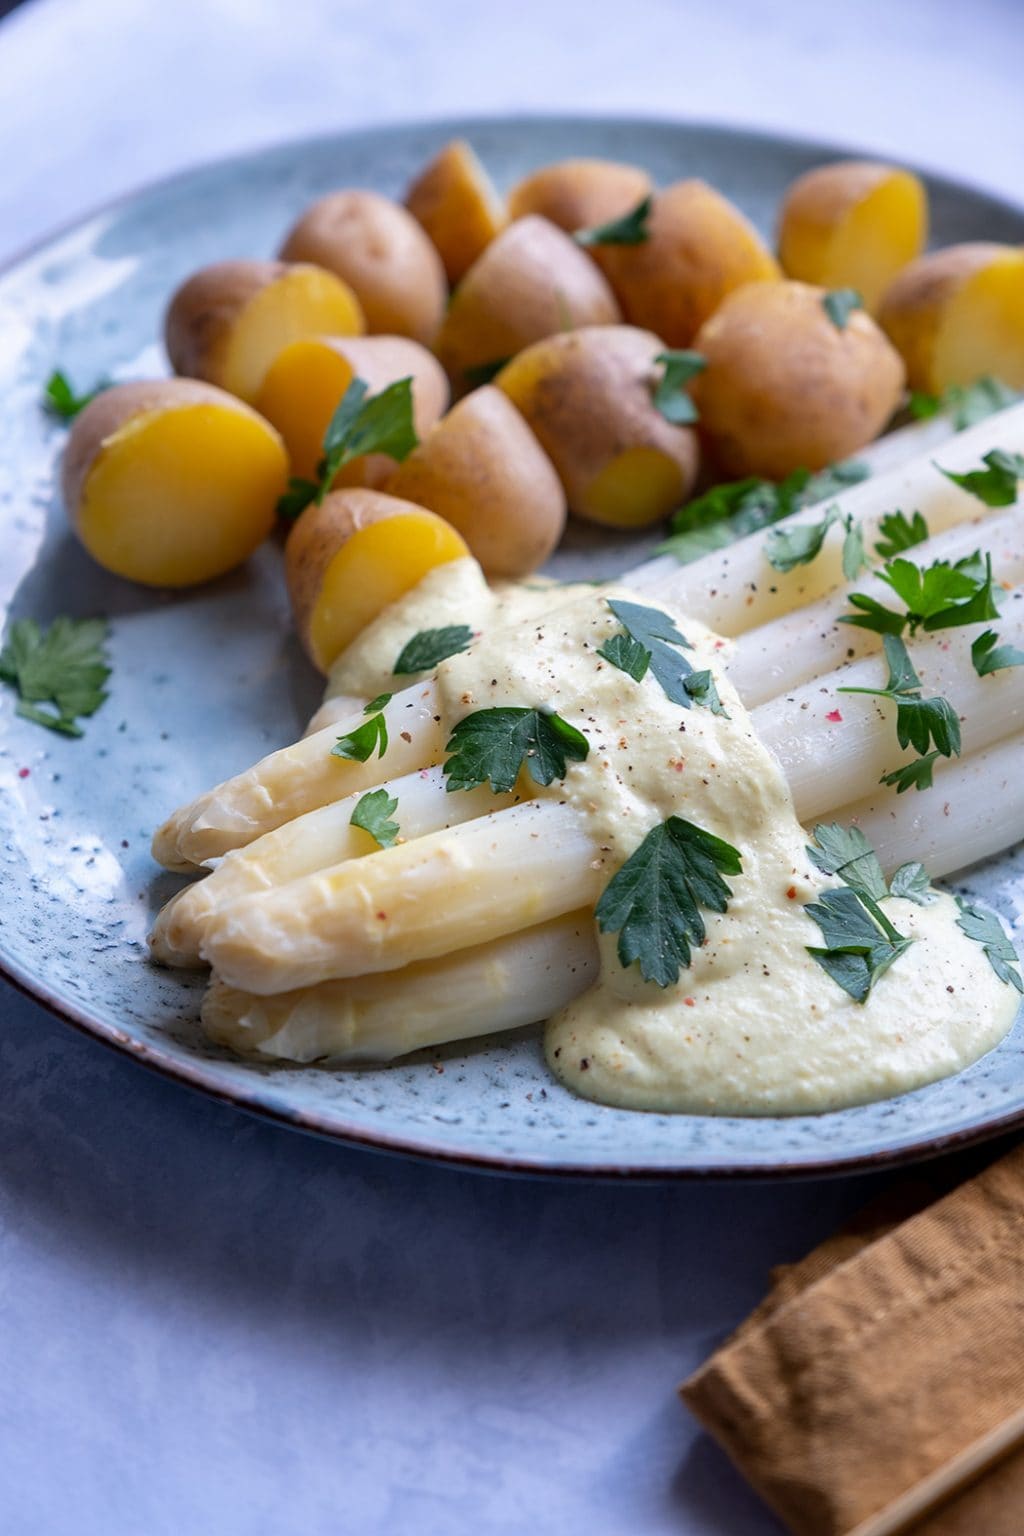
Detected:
[{"left": 681, "top": 1146, "right": 1024, "bottom": 1535}]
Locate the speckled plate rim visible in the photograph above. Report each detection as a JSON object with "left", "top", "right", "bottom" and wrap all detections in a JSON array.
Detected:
[{"left": 3, "top": 110, "right": 1024, "bottom": 1182}]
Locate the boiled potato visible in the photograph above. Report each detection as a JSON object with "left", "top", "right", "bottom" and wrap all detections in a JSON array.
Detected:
[
  {"left": 405, "top": 139, "right": 507, "bottom": 284},
  {"left": 878, "top": 242, "right": 1024, "bottom": 392},
  {"left": 387, "top": 386, "right": 566, "bottom": 577},
  {"left": 778, "top": 160, "right": 928, "bottom": 311},
  {"left": 689, "top": 280, "right": 905, "bottom": 479},
  {"left": 285, "top": 488, "right": 470, "bottom": 671},
  {"left": 496, "top": 327, "right": 699, "bottom": 528},
  {"left": 434, "top": 215, "right": 621, "bottom": 393},
  {"left": 164, "top": 260, "right": 363, "bottom": 402},
  {"left": 506, "top": 158, "right": 653, "bottom": 234},
  {"left": 595, "top": 179, "right": 779, "bottom": 346},
  {"left": 256, "top": 335, "right": 449, "bottom": 480},
  {"left": 279, "top": 190, "right": 447, "bottom": 345},
  {"left": 62, "top": 380, "right": 288, "bottom": 587}
]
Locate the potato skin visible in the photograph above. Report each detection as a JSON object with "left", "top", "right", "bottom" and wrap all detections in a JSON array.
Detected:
[
  {"left": 878, "top": 242, "right": 1022, "bottom": 391},
  {"left": 387, "top": 386, "right": 566, "bottom": 578},
  {"left": 405, "top": 139, "right": 507, "bottom": 284},
  {"left": 280, "top": 190, "right": 447, "bottom": 344},
  {"left": 164, "top": 260, "right": 285, "bottom": 383},
  {"left": 689, "top": 281, "right": 906, "bottom": 479},
  {"left": 434, "top": 215, "right": 621, "bottom": 393},
  {"left": 506, "top": 158, "right": 653, "bottom": 234},
  {"left": 496, "top": 326, "right": 698, "bottom": 525},
  {"left": 595, "top": 179, "right": 780, "bottom": 346}
]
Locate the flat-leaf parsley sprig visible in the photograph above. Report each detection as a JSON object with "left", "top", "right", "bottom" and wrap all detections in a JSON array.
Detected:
[
  {"left": 0, "top": 616, "right": 111, "bottom": 737},
  {"left": 839, "top": 551, "right": 998, "bottom": 639},
  {"left": 277, "top": 377, "right": 418, "bottom": 519},
  {"left": 838, "top": 633, "right": 961, "bottom": 792},
  {"left": 956, "top": 898, "right": 1023, "bottom": 992},
  {"left": 803, "top": 823, "right": 916, "bottom": 1002},
  {"left": 331, "top": 693, "right": 393, "bottom": 762},
  {"left": 939, "top": 448, "right": 1024, "bottom": 508},
  {"left": 393, "top": 625, "right": 475, "bottom": 675},
  {"left": 43, "top": 370, "right": 108, "bottom": 421},
  {"left": 764, "top": 502, "right": 867, "bottom": 580},
  {"left": 442, "top": 707, "right": 589, "bottom": 795},
  {"left": 350, "top": 789, "right": 401, "bottom": 849},
  {"left": 574, "top": 196, "right": 652, "bottom": 248},
  {"left": 598, "top": 599, "right": 694, "bottom": 705}
]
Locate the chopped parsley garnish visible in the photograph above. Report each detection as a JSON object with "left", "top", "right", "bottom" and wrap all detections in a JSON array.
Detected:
[
  {"left": 839, "top": 552, "right": 998, "bottom": 638},
  {"left": 874, "top": 510, "right": 929, "bottom": 559},
  {"left": 807, "top": 822, "right": 933, "bottom": 906},
  {"left": 940, "top": 448, "right": 1024, "bottom": 508},
  {"left": 0, "top": 616, "right": 111, "bottom": 737},
  {"left": 442, "top": 707, "right": 589, "bottom": 794},
  {"left": 888, "top": 860, "right": 933, "bottom": 904},
  {"left": 658, "top": 462, "right": 869, "bottom": 566},
  {"left": 331, "top": 693, "right": 393, "bottom": 762},
  {"left": 604, "top": 599, "right": 694, "bottom": 706},
  {"left": 463, "top": 358, "right": 512, "bottom": 387},
  {"left": 277, "top": 377, "right": 418, "bottom": 519},
  {"left": 956, "top": 898, "right": 1023, "bottom": 992},
  {"left": 822, "top": 288, "right": 864, "bottom": 330},
  {"left": 597, "top": 630, "right": 651, "bottom": 682},
  {"left": 595, "top": 816, "right": 742, "bottom": 988},
  {"left": 43, "top": 370, "right": 107, "bottom": 420},
  {"left": 764, "top": 503, "right": 867, "bottom": 580},
  {"left": 805, "top": 887, "right": 913, "bottom": 1003},
  {"left": 909, "top": 376, "right": 1019, "bottom": 431},
  {"left": 880, "top": 751, "right": 943, "bottom": 795},
  {"left": 574, "top": 195, "right": 652, "bottom": 247},
  {"left": 971, "top": 628, "right": 1024, "bottom": 677},
  {"left": 652, "top": 350, "right": 706, "bottom": 425},
  {"left": 839, "top": 633, "right": 961, "bottom": 786},
  {"left": 350, "top": 788, "right": 400, "bottom": 849},
  {"left": 393, "top": 625, "right": 474, "bottom": 675},
  {"left": 682, "top": 669, "right": 729, "bottom": 717}
]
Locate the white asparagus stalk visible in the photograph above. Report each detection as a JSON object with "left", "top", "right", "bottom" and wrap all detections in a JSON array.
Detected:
[
  {"left": 201, "top": 911, "right": 599, "bottom": 1063},
  {"left": 204, "top": 734, "right": 1024, "bottom": 1064},
  {"left": 200, "top": 606, "right": 1024, "bottom": 993},
  {"left": 150, "top": 767, "right": 518, "bottom": 968},
  {"left": 728, "top": 506, "right": 1024, "bottom": 706},
  {"left": 630, "top": 402, "right": 1024, "bottom": 631}
]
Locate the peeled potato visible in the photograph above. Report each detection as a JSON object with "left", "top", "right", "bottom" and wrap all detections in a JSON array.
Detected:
[
  {"left": 62, "top": 380, "right": 288, "bottom": 587},
  {"left": 878, "top": 243, "right": 1024, "bottom": 393},
  {"left": 164, "top": 260, "right": 364, "bottom": 402},
  {"left": 286, "top": 488, "right": 470, "bottom": 671},
  {"left": 405, "top": 140, "right": 507, "bottom": 284},
  {"left": 594, "top": 179, "right": 780, "bottom": 346},
  {"left": 506, "top": 158, "right": 653, "bottom": 234},
  {"left": 280, "top": 190, "right": 447, "bottom": 345},
  {"left": 434, "top": 215, "right": 621, "bottom": 393},
  {"left": 777, "top": 160, "right": 928, "bottom": 311},
  {"left": 387, "top": 386, "right": 566, "bottom": 577},
  {"left": 496, "top": 327, "right": 699, "bottom": 528},
  {"left": 256, "top": 335, "right": 449, "bottom": 481},
  {"left": 689, "top": 281, "right": 906, "bottom": 479}
]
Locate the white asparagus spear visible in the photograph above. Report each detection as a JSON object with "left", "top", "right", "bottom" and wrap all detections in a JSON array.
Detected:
[
  {"left": 201, "top": 911, "right": 599, "bottom": 1063},
  {"left": 628, "top": 402, "right": 1024, "bottom": 630},
  {"left": 150, "top": 767, "right": 517, "bottom": 968},
  {"left": 203, "top": 732, "right": 1024, "bottom": 1064},
  {"left": 728, "top": 506, "right": 1024, "bottom": 706}
]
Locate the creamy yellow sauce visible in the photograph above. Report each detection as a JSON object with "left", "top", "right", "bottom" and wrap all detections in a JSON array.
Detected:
[{"left": 319, "top": 564, "right": 1020, "bottom": 1115}]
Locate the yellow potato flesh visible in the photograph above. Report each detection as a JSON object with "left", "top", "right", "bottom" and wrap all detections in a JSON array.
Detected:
[
  {"left": 933, "top": 252, "right": 1024, "bottom": 391},
  {"left": 781, "top": 170, "right": 926, "bottom": 311},
  {"left": 78, "top": 405, "right": 287, "bottom": 587},
  {"left": 257, "top": 340, "right": 356, "bottom": 478},
  {"left": 222, "top": 267, "right": 364, "bottom": 401},
  {"left": 579, "top": 446, "right": 687, "bottom": 528},
  {"left": 309, "top": 512, "right": 469, "bottom": 670}
]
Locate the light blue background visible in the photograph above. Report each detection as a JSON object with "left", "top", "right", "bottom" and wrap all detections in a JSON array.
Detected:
[{"left": 2, "top": 0, "right": 1022, "bottom": 1530}]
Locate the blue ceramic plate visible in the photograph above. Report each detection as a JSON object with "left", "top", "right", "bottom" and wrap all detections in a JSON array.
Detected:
[{"left": 2, "top": 115, "right": 1023, "bottom": 1178}]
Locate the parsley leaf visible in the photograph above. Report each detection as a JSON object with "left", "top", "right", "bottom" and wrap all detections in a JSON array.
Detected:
[
  {"left": 874, "top": 510, "right": 929, "bottom": 559},
  {"left": 880, "top": 751, "right": 943, "bottom": 794},
  {"left": 393, "top": 625, "right": 474, "bottom": 675},
  {"left": 840, "top": 552, "right": 999, "bottom": 638},
  {"left": 956, "top": 898, "right": 1023, "bottom": 992},
  {"left": 574, "top": 195, "right": 652, "bottom": 247},
  {"left": 443, "top": 707, "right": 589, "bottom": 794},
  {"left": 840, "top": 633, "right": 961, "bottom": 767},
  {"left": 805, "top": 886, "right": 913, "bottom": 1003},
  {"left": 598, "top": 631, "right": 651, "bottom": 682},
  {"left": 971, "top": 628, "right": 1024, "bottom": 677},
  {"left": 940, "top": 448, "right": 1024, "bottom": 508},
  {"left": 658, "top": 462, "right": 869, "bottom": 566},
  {"left": 595, "top": 815, "right": 742, "bottom": 987},
  {"left": 277, "top": 377, "right": 419, "bottom": 518},
  {"left": 463, "top": 358, "right": 512, "bottom": 388},
  {"left": 889, "top": 861, "right": 934, "bottom": 904},
  {"left": 0, "top": 617, "right": 111, "bottom": 737},
  {"left": 764, "top": 504, "right": 866, "bottom": 578},
  {"left": 910, "top": 377, "right": 1019, "bottom": 431},
  {"left": 807, "top": 822, "right": 888, "bottom": 902},
  {"left": 908, "top": 390, "right": 941, "bottom": 421},
  {"left": 43, "top": 370, "right": 107, "bottom": 420},
  {"left": 350, "top": 788, "right": 400, "bottom": 849},
  {"left": 606, "top": 599, "right": 694, "bottom": 706},
  {"left": 822, "top": 288, "right": 864, "bottom": 330},
  {"left": 652, "top": 350, "right": 705, "bottom": 425},
  {"left": 330, "top": 694, "right": 393, "bottom": 762},
  {"left": 683, "top": 669, "right": 729, "bottom": 717}
]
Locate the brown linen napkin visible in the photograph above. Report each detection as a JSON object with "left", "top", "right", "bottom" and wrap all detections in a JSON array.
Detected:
[{"left": 681, "top": 1145, "right": 1024, "bottom": 1536}]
